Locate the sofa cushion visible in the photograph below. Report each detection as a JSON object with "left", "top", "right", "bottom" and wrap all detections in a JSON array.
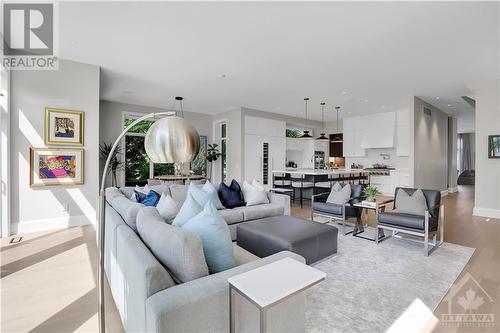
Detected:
[
  {"left": 378, "top": 212, "right": 426, "bottom": 230},
  {"left": 134, "top": 189, "right": 148, "bottom": 203},
  {"left": 313, "top": 202, "right": 343, "bottom": 215},
  {"left": 394, "top": 188, "right": 428, "bottom": 215},
  {"left": 189, "top": 181, "right": 225, "bottom": 210},
  {"left": 137, "top": 207, "right": 209, "bottom": 283},
  {"left": 218, "top": 179, "right": 246, "bottom": 209},
  {"left": 109, "top": 195, "right": 143, "bottom": 232},
  {"left": 242, "top": 181, "right": 269, "bottom": 206},
  {"left": 217, "top": 208, "right": 245, "bottom": 225},
  {"left": 156, "top": 193, "right": 180, "bottom": 222},
  {"left": 142, "top": 190, "right": 161, "bottom": 207},
  {"left": 172, "top": 192, "right": 203, "bottom": 227},
  {"left": 236, "top": 203, "right": 284, "bottom": 221},
  {"left": 169, "top": 184, "right": 189, "bottom": 204},
  {"left": 106, "top": 187, "right": 125, "bottom": 202},
  {"left": 182, "top": 202, "right": 235, "bottom": 274}
]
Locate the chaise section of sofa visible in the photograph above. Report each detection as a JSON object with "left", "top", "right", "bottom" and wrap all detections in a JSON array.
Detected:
[{"left": 103, "top": 185, "right": 301, "bottom": 332}]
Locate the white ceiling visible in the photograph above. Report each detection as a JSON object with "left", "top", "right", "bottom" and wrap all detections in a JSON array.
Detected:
[{"left": 59, "top": 1, "right": 499, "bottom": 121}]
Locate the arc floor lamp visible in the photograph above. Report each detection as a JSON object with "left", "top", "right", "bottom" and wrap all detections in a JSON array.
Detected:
[{"left": 98, "top": 107, "right": 200, "bottom": 332}]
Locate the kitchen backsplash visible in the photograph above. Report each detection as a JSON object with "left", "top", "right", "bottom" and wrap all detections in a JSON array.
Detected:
[{"left": 345, "top": 148, "right": 409, "bottom": 171}]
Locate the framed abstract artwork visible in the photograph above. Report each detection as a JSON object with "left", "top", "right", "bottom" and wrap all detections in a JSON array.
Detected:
[
  {"left": 30, "top": 148, "right": 84, "bottom": 187},
  {"left": 45, "top": 108, "right": 84, "bottom": 145},
  {"left": 488, "top": 135, "right": 500, "bottom": 159},
  {"left": 190, "top": 135, "right": 207, "bottom": 176}
]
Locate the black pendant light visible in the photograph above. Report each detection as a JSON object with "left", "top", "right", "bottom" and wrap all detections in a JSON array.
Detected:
[
  {"left": 316, "top": 102, "right": 329, "bottom": 141},
  {"left": 300, "top": 97, "right": 313, "bottom": 139},
  {"left": 331, "top": 106, "right": 344, "bottom": 143}
]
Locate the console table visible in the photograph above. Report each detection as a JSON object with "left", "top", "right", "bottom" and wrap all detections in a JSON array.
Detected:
[{"left": 228, "top": 257, "right": 325, "bottom": 333}]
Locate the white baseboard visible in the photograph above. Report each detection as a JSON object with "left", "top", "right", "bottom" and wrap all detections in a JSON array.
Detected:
[
  {"left": 440, "top": 190, "right": 449, "bottom": 197},
  {"left": 448, "top": 186, "right": 458, "bottom": 193},
  {"left": 473, "top": 207, "right": 500, "bottom": 219},
  {"left": 11, "top": 214, "right": 96, "bottom": 235}
]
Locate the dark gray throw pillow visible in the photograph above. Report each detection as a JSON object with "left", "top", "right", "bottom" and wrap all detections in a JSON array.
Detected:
[
  {"left": 218, "top": 179, "right": 246, "bottom": 208},
  {"left": 394, "top": 189, "right": 428, "bottom": 215}
]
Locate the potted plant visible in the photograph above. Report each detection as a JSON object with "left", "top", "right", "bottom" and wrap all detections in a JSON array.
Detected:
[
  {"left": 363, "top": 186, "right": 380, "bottom": 202},
  {"left": 99, "top": 142, "right": 124, "bottom": 187},
  {"left": 206, "top": 143, "right": 222, "bottom": 182}
]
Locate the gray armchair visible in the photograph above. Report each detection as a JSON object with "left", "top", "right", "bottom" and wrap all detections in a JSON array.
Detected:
[
  {"left": 376, "top": 187, "right": 444, "bottom": 256},
  {"left": 311, "top": 184, "right": 365, "bottom": 235}
]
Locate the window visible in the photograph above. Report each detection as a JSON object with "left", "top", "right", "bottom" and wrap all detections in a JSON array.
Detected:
[
  {"left": 220, "top": 123, "right": 227, "bottom": 183},
  {"left": 123, "top": 114, "right": 174, "bottom": 186}
]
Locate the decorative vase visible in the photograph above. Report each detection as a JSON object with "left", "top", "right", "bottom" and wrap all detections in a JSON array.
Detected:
[{"left": 367, "top": 197, "right": 376, "bottom": 202}]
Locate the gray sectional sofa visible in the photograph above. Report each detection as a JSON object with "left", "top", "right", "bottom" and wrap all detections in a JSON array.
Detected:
[{"left": 103, "top": 184, "right": 304, "bottom": 332}]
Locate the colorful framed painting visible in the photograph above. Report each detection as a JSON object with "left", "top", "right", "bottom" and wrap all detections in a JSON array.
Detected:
[
  {"left": 488, "top": 135, "right": 500, "bottom": 159},
  {"left": 30, "top": 148, "right": 84, "bottom": 187},
  {"left": 45, "top": 108, "right": 84, "bottom": 145},
  {"left": 190, "top": 135, "right": 207, "bottom": 176}
]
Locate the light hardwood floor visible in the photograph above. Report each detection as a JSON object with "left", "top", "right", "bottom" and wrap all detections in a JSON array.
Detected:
[{"left": 1, "top": 185, "right": 499, "bottom": 332}]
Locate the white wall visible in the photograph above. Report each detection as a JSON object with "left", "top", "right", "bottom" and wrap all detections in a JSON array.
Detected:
[
  {"left": 448, "top": 117, "right": 458, "bottom": 192},
  {"left": 10, "top": 59, "right": 100, "bottom": 234},
  {"left": 472, "top": 80, "right": 500, "bottom": 218},
  {"left": 1, "top": 64, "right": 11, "bottom": 236},
  {"left": 212, "top": 109, "right": 243, "bottom": 184},
  {"left": 411, "top": 96, "right": 449, "bottom": 192},
  {"left": 99, "top": 100, "right": 213, "bottom": 187}
]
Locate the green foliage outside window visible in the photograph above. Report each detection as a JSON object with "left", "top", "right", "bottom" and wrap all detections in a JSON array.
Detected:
[
  {"left": 124, "top": 118, "right": 155, "bottom": 134},
  {"left": 286, "top": 129, "right": 304, "bottom": 138}
]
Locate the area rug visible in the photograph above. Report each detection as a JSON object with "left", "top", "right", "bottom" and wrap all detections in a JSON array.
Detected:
[{"left": 305, "top": 224, "right": 475, "bottom": 333}]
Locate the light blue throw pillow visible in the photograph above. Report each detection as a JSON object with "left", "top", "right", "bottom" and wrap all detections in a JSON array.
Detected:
[
  {"left": 172, "top": 192, "right": 203, "bottom": 227},
  {"left": 189, "top": 181, "right": 225, "bottom": 210},
  {"left": 182, "top": 202, "right": 235, "bottom": 273}
]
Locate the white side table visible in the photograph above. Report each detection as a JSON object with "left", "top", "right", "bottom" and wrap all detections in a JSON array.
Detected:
[{"left": 227, "top": 257, "right": 326, "bottom": 333}]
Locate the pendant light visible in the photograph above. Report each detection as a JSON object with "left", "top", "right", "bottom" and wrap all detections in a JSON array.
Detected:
[
  {"left": 316, "top": 102, "right": 329, "bottom": 141},
  {"left": 300, "top": 97, "right": 313, "bottom": 139},
  {"left": 144, "top": 96, "right": 200, "bottom": 163},
  {"left": 331, "top": 106, "right": 344, "bottom": 143}
]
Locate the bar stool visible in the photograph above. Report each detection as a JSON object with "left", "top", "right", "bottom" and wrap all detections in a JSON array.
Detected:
[
  {"left": 291, "top": 174, "right": 314, "bottom": 208},
  {"left": 273, "top": 173, "right": 292, "bottom": 188}
]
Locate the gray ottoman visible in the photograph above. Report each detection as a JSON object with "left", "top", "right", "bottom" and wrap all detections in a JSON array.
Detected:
[{"left": 237, "top": 215, "right": 338, "bottom": 264}]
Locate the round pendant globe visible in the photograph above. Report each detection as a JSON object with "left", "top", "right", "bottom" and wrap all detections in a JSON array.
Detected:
[{"left": 144, "top": 116, "right": 200, "bottom": 163}]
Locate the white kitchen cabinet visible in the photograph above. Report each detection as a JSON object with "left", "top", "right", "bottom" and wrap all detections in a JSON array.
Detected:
[
  {"left": 360, "top": 112, "right": 396, "bottom": 149},
  {"left": 343, "top": 129, "right": 366, "bottom": 157},
  {"left": 370, "top": 175, "right": 392, "bottom": 196}
]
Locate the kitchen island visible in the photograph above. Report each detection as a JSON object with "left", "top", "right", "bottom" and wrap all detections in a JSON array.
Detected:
[
  {"left": 271, "top": 168, "right": 370, "bottom": 206},
  {"left": 271, "top": 168, "right": 367, "bottom": 176}
]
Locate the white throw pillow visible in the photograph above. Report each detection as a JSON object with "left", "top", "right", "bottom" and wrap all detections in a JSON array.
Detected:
[
  {"left": 156, "top": 193, "right": 180, "bottom": 222},
  {"left": 242, "top": 181, "right": 269, "bottom": 206},
  {"left": 326, "top": 183, "right": 351, "bottom": 205},
  {"left": 251, "top": 179, "right": 265, "bottom": 191},
  {"left": 131, "top": 185, "right": 150, "bottom": 202}
]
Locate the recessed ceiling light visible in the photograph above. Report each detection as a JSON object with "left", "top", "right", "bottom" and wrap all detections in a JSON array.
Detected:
[
  {"left": 217, "top": 74, "right": 227, "bottom": 78},
  {"left": 364, "top": 99, "right": 368, "bottom": 103},
  {"left": 436, "top": 96, "right": 440, "bottom": 100},
  {"left": 381, "top": 105, "right": 386, "bottom": 109},
  {"left": 447, "top": 104, "right": 452, "bottom": 107},
  {"left": 341, "top": 91, "right": 347, "bottom": 95}
]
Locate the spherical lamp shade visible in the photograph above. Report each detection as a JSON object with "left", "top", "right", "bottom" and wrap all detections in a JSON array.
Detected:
[{"left": 144, "top": 116, "right": 200, "bottom": 163}]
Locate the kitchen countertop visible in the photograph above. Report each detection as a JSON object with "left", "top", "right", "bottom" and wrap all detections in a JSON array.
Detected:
[{"left": 272, "top": 168, "right": 368, "bottom": 175}]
